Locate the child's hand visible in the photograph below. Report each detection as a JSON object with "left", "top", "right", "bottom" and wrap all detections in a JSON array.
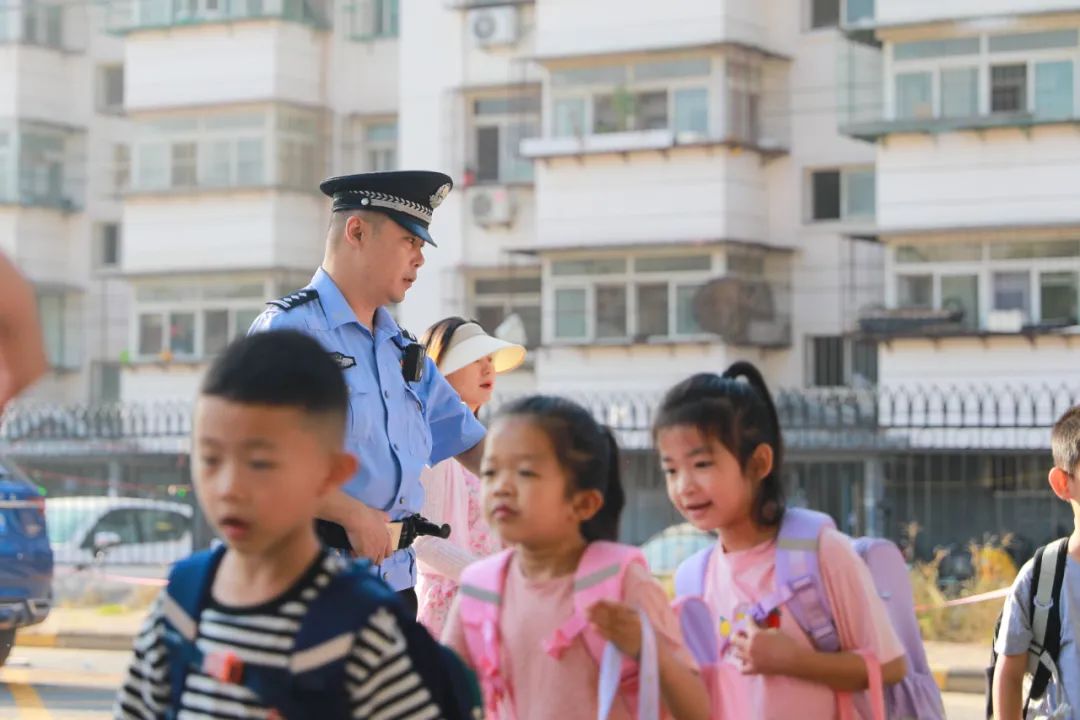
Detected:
[
  {"left": 588, "top": 600, "right": 642, "bottom": 659},
  {"left": 730, "top": 623, "right": 800, "bottom": 676}
]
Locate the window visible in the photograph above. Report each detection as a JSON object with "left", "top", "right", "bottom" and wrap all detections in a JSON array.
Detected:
[
  {"left": 92, "top": 362, "right": 121, "bottom": 403},
  {"left": 897, "top": 275, "right": 932, "bottom": 309},
  {"left": 1040, "top": 272, "right": 1078, "bottom": 325},
  {"left": 550, "top": 58, "right": 712, "bottom": 139},
  {"left": 138, "top": 313, "right": 164, "bottom": 355},
  {"left": 809, "top": 0, "right": 839, "bottom": 29},
  {"left": 554, "top": 288, "right": 587, "bottom": 339},
  {"left": 894, "top": 37, "right": 980, "bottom": 61},
  {"left": 170, "top": 142, "right": 197, "bottom": 187},
  {"left": 941, "top": 68, "right": 979, "bottom": 118},
  {"left": 86, "top": 510, "right": 140, "bottom": 548},
  {"left": 595, "top": 285, "right": 628, "bottom": 339},
  {"left": 895, "top": 72, "right": 933, "bottom": 119},
  {"left": 941, "top": 275, "right": 979, "bottom": 328},
  {"left": 809, "top": 336, "right": 879, "bottom": 387},
  {"left": 812, "top": 171, "right": 840, "bottom": 220},
  {"left": 993, "top": 271, "right": 1031, "bottom": 319},
  {"left": 471, "top": 97, "right": 538, "bottom": 183},
  {"left": 19, "top": 130, "right": 65, "bottom": 204},
  {"left": 1035, "top": 61, "right": 1073, "bottom": 119},
  {"left": 548, "top": 253, "right": 713, "bottom": 343},
  {"left": 37, "top": 292, "right": 65, "bottom": 367},
  {"left": 138, "top": 510, "right": 189, "bottom": 542},
  {"left": 113, "top": 145, "right": 130, "bottom": 194},
  {"left": 810, "top": 167, "right": 874, "bottom": 221},
  {"left": 349, "top": 0, "right": 398, "bottom": 39},
  {"left": 365, "top": 122, "right": 397, "bottom": 173},
  {"left": 132, "top": 108, "right": 314, "bottom": 192},
  {"left": 989, "top": 30, "right": 1079, "bottom": 53},
  {"left": 846, "top": 0, "right": 874, "bottom": 24},
  {"left": 97, "top": 223, "right": 121, "bottom": 268},
  {"left": 135, "top": 279, "right": 266, "bottom": 359},
  {"left": 810, "top": 336, "right": 844, "bottom": 387},
  {"left": 98, "top": 65, "right": 124, "bottom": 113},
  {"left": 471, "top": 274, "right": 541, "bottom": 350},
  {"left": 991, "top": 64, "right": 1027, "bottom": 114},
  {"left": 726, "top": 60, "right": 760, "bottom": 142}
]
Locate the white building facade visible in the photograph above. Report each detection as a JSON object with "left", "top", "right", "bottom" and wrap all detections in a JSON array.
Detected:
[{"left": 840, "top": 0, "right": 1080, "bottom": 390}]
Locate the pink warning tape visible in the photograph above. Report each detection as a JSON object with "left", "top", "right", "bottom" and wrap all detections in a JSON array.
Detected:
[{"left": 915, "top": 586, "right": 1010, "bottom": 614}]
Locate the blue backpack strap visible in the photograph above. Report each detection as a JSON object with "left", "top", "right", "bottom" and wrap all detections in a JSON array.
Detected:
[
  {"left": 674, "top": 545, "right": 713, "bottom": 598},
  {"left": 161, "top": 546, "right": 226, "bottom": 716},
  {"left": 238, "top": 558, "right": 386, "bottom": 719}
]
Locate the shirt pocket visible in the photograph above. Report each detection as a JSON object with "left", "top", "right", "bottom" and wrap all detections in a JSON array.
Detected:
[
  {"left": 345, "top": 370, "right": 377, "bottom": 444},
  {"left": 404, "top": 384, "right": 432, "bottom": 460}
]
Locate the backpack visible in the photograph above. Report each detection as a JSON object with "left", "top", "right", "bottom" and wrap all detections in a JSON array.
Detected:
[
  {"left": 674, "top": 507, "right": 945, "bottom": 720},
  {"left": 986, "top": 537, "right": 1069, "bottom": 720},
  {"left": 458, "top": 541, "right": 660, "bottom": 720},
  {"left": 160, "top": 546, "right": 482, "bottom": 720}
]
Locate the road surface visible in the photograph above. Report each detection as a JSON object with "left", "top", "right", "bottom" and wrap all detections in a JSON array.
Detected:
[{"left": 0, "top": 646, "right": 988, "bottom": 718}]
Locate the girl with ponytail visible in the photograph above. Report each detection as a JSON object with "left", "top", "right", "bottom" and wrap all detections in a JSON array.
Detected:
[
  {"left": 653, "top": 362, "right": 907, "bottom": 718},
  {"left": 442, "top": 396, "right": 709, "bottom": 720}
]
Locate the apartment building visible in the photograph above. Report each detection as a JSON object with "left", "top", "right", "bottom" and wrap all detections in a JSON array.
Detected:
[
  {"left": 840, "top": 0, "right": 1080, "bottom": 389},
  {"left": 399, "top": 0, "right": 883, "bottom": 396}
]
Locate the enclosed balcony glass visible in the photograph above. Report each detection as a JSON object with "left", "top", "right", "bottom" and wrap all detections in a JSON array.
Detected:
[
  {"left": 0, "top": 120, "right": 85, "bottom": 211},
  {"left": 0, "top": 1, "right": 85, "bottom": 51},
  {"left": 105, "top": 0, "right": 330, "bottom": 34},
  {"left": 127, "top": 105, "right": 325, "bottom": 195}
]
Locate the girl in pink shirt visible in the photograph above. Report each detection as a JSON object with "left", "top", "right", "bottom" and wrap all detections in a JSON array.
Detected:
[
  {"left": 441, "top": 395, "right": 709, "bottom": 720},
  {"left": 652, "top": 362, "right": 908, "bottom": 719}
]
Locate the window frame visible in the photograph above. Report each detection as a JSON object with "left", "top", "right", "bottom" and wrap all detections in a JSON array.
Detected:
[
  {"left": 888, "top": 31, "right": 1080, "bottom": 121},
  {"left": 469, "top": 93, "right": 540, "bottom": 185},
  {"left": 132, "top": 278, "right": 269, "bottom": 361},
  {"left": 547, "top": 57, "right": 715, "bottom": 140},
  {"left": 544, "top": 251, "right": 717, "bottom": 344},
  {"left": 891, "top": 240, "right": 1080, "bottom": 328},
  {"left": 807, "top": 165, "right": 876, "bottom": 223}
]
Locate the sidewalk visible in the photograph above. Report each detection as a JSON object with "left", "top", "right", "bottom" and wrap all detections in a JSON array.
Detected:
[
  {"left": 17, "top": 609, "right": 992, "bottom": 694},
  {"left": 16, "top": 607, "right": 147, "bottom": 652},
  {"left": 925, "top": 641, "right": 987, "bottom": 695}
]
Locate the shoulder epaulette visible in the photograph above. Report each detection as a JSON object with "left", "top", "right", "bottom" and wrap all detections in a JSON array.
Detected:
[{"left": 267, "top": 288, "right": 319, "bottom": 311}]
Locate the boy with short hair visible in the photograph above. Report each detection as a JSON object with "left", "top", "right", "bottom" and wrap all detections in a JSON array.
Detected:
[
  {"left": 115, "top": 330, "right": 475, "bottom": 719},
  {"left": 992, "top": 405, "right": 1080, "bottom": 720}
]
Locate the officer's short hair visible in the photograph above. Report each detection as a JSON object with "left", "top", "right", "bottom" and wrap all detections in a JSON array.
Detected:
[
  {"left": 1052, "top": 405, "right": 1080, "bottom": 475},
  {"left": 201, "top": 330, "right": 348, "bottom": 436}
]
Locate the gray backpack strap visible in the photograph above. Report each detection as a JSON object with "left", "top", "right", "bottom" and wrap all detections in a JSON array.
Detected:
[{"left": 1027, "top": 540, "right": 1060, "bottom": 675}]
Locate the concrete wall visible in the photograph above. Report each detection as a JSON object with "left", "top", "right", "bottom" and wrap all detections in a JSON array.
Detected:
[{"left": 880, "top": 335, "right": 1080, "bottom": 387}]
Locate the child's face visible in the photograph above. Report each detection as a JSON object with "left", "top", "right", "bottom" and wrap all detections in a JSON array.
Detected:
[
  {"left": 193, "top": 397, "right": 350, "bottom": 556},
  {"left": 658, "top": 424, "right": 763, "bottom": 533},
  {"left": 480, "top": 416, "right": 593, "bottom": 547}
]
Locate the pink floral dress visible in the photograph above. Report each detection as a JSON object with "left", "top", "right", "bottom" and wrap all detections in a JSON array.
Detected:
[{"left": 415, "top": 459, "right": 501, "bottom": 637}]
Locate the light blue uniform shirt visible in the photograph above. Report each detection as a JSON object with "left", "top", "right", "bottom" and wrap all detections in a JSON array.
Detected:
[{"left": 248, "top": 268, "right": 486, "bottom": 590}]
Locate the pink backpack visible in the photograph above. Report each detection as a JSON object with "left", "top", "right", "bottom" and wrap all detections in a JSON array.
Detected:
[
  {"left": 673, "top": 507, "right": 945, "bottom": 720},
  {"left": 458, "top": 542, "right": 660, "bottom": 720}
]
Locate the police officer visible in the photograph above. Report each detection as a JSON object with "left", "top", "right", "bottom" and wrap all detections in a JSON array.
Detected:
[{"left": 248, "top": 171, "right": 486, "bottom": 614}]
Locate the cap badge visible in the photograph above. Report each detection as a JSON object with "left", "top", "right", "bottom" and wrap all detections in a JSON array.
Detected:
[{"left": 430, "top": 183, "right": 451, "bottom": 209}]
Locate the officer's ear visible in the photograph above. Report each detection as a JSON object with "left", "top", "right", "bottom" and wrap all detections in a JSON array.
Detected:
[{"left": 343, "top": 213, "right": 368, "bottom": 248}]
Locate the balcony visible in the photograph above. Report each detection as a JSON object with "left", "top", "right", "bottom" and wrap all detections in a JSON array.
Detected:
[
  {"left": 0, "top": 3, "right": 87, "bottom": 52},
  {"left": 843, "top": 0, "right": 1080, "bottom": 31},
  {"left": 0, "top": 121, "right": 85, "bottom": 212},
  {"left": 104, "top": 0, "right": 330, "bottom": 34}
]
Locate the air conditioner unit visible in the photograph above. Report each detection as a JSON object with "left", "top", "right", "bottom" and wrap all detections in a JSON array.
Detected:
[
  {"left": 471, "top": 187, "right": 515, "bottom": 226},
  {"left": 469, "top": 6, "right": 519, "bottom": 47}
]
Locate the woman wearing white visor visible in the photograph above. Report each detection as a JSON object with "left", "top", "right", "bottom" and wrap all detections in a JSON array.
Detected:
[{"left": 414, "top": 317, "right": 525, "bottom": 636}]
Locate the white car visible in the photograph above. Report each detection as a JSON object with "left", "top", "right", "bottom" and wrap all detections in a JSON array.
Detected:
[{"left": 45, "top": 497, "right": 193, "bottom": 568}]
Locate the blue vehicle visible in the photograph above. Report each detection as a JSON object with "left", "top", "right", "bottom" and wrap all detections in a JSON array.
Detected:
[{"left": 0, "top": 458, "right": 52, "bottom": 666}]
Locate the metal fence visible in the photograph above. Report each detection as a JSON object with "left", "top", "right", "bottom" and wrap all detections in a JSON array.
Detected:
[{"left": 3, "top": 383, "right": 1077, "bottom": 568}]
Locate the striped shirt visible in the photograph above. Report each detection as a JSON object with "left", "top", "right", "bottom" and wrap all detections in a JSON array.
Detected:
[{"left": 114, "top": 551, "right": 442, "bottom": 720}]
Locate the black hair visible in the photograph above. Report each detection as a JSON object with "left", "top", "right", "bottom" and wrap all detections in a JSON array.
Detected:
[
  {"left": 496, "top": 395, "right": 625, "bottom": 542},
  {"left": 653, "top": 361, "right": 785, "bottom": 527},
  {"left": 1052, "top": 405, "right": 1080, "bottom": 475},
  {"left": 201, "top": 330, "right": 348, "bottom": 438}
]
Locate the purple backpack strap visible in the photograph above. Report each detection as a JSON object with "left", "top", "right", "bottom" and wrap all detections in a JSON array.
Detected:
[
  {"left": 674, "top": 545, "right": 713, "bottom": 598},
  {"left": 771, "top": 508, "right": 840, "bottom": 653}
]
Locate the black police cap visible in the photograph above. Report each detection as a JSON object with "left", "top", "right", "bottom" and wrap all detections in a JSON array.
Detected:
[{"left": 320, "top": 171, "right": 453, "bottom": 247}]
